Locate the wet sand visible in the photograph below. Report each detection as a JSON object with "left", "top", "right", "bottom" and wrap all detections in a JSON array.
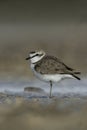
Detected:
[{"left": 0, "top": 86, "right": 87, "bottom": 130}]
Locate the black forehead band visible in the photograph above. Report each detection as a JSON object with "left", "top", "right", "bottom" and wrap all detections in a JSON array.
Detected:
[
  {"left": 26, "top": 52, "right": 44, "bottom": 60},
  {"left": 30, "top": 53, "right": 43, "bottom": 59},
  {"left": 30, "top": 51, "right": 36, "bottom": 54}
]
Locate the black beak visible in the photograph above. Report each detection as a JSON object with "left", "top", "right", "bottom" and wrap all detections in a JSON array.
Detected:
[{"left": 25, "top": 57, "right": 31, "bottom": 60}]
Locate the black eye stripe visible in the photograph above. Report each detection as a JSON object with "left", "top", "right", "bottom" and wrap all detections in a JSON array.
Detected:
[
  {"left": 30, "top": 54, "right": 38, "bottom": 59},
  {"left": 30, "top": 53, "right": 43, "bottom": 59}
]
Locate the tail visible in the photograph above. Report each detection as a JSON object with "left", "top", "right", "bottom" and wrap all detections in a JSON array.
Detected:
[
  {"left": 71, "top": 73, "right": 81, "bottom": 80},
  {"left": 60, "top": 71, "right": 81, "bottom": 80},
  {"left": 73, "top": 72, "right": 81, "bottom": 74}
]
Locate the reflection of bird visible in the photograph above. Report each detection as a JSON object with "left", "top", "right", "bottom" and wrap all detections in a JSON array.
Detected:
[{"left": 26, "top": 50, "right": 81, "bottom": 98}]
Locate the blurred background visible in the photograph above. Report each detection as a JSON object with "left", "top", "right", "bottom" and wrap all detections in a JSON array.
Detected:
[
  {"left": 0, "top": 0, "right": 87, "bottom": 81},
  {"left": 0, "top": 1, "right": 87, "bottom": 130}
]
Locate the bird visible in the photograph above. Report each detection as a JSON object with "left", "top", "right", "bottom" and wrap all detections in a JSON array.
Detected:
[{"left": 26, "top": 50, "right": 81, "bottom": 98}]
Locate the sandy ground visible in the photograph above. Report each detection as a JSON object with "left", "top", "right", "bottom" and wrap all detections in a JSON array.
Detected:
[{"left": 0, "top": 89, "right": 87, "bottom": 130}]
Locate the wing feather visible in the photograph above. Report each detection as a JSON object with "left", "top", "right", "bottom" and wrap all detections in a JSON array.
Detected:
[{"left": 35, "top": 55, "right": 74, "bottom": 74}]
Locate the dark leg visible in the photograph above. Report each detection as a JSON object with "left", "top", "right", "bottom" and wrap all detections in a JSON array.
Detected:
[{"left": 49, "top": 81, "right": 52, "bottom": 98}]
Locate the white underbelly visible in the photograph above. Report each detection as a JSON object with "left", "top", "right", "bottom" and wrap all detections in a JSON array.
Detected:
[{"left": 33, "top": 69, "right": 73, "bottom": 82}]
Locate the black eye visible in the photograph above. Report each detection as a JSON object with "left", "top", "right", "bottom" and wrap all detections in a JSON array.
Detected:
[
  {"left": 30, "top": 51, "right": 35, "bottom": 54},
  {"left": 36, "top": 54, "right": 39, "bottom": 56},
  {"left": 36, "top": 54, "right": 43, "bottom": 56}
]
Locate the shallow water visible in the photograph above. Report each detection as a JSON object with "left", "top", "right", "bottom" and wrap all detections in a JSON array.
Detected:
[
  {"left": 0, "top": 77, "right": 87, "bottom": 96},
  {"left": 0, "top": 77, "right": 87, "bottom": 130}
]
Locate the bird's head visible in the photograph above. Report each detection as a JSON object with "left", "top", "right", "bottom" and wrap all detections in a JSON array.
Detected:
[{"left": 26, "top": 50, "right": 46, "bottom": 64}]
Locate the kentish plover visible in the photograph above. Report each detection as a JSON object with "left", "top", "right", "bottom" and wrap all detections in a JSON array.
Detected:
[{"left": 26, "top": 50, "right": 81, "bottom": 98}]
